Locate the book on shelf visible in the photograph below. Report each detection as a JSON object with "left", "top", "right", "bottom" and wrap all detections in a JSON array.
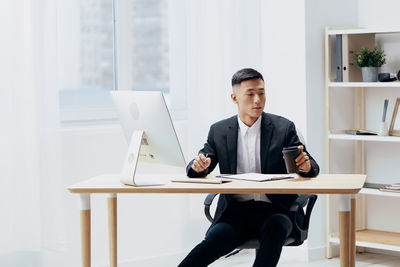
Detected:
[
  {"left": 335, "top": 33, "right": 375, "bottom": 82},
  {"left": 335, "top": 34, "right": 343, "bottom": 82},
  {"left": 388, "top": 183, "right": 400, "bottom": 188},
  {"left": 345, "top": 128, "right": 377, "bottom": 135},
  {"left": 379, "top": 183, "right": 400, "bottom": 193}
]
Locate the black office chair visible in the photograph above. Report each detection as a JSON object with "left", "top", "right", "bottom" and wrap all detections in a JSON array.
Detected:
[{"left": 204, "top": 193, "right": 318, "bottom": 257}]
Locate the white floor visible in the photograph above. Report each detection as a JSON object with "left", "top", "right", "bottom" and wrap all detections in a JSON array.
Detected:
[
  {"left": 2, "top": 249, "right": 400, "bottom": 266},
  {"left": 211, "top": 251, "right": 400, "bottom": 267}
]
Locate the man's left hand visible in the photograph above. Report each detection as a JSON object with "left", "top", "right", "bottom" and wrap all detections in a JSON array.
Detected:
[{"left": 296, "top": 145, "right": 311, "bottom": 173}]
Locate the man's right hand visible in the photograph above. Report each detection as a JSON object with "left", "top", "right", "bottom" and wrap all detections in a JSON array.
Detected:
[{"left": 191, "top": 153, "right": 211, "bottom": 173}]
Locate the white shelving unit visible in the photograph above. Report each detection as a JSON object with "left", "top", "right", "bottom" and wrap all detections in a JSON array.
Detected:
[
  {"left": 325, "top": 27, "right": 400, "bottom": 257},
  {"left": 360, "top": 188, "right": 400, "bottom": 198},
  {"left": 329, "top": 82, "right": 400, "bottom": 88},
  {"left": 328, "top": 133, "right": 400, "bottom": 142},
  {"left": 327, "top": 27, "right": 400, "bottom": 35},
  {"left": 330, "top": 230, "right": 400, "bottom": 252}
]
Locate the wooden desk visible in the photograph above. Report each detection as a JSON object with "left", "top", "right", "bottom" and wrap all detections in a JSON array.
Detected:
[{"left": 68, "top": 173, "right": 366, "bottom": 267}]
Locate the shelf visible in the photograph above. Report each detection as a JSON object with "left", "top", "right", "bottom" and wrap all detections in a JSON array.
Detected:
[
  {"left": 360, "top": 188, "right": 400, "bottom": 198},
  {"left": 328, "top": 82, "right": 400, "bottom": 88},
  {"left": 326, "top": 27, "right": 400, "bottom": 255},
  {"left": 328, "top": 134, "right": 400, "bottom": 142},
  {"left": 327, "top": 27, "right": 400, "bottom": 35},
  {"left": 330, "top": 229, "right": 400, "bottom": 252}
]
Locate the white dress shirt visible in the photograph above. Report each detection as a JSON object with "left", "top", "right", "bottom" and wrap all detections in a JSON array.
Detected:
[{"left": 233, "top": 116, "right": 271, "bottom": 203}]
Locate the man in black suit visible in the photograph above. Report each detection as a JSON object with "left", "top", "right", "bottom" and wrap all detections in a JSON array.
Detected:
[{"left": 178, "top": 68, "right": 319, "bottom": 267}]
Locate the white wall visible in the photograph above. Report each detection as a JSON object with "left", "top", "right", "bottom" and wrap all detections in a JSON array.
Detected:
[
  {"left": 358, "top": 0, "right": 400, "bottom": 28},
  {"left": 304, "top": 0, "right": 359, "bottom": 259}
]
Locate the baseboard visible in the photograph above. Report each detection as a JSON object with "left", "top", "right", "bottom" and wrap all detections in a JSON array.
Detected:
[
  {"left": 0, "top": 251, "right": 41, "bottom": 267},
  {"left": 329, "top": 243, "right": 340, "bottom": 258},
  {"left": 97, "top": 251, "right": 188, "bottom": 267},
  {"left": 328, "top": 245, "right": 400, "bottom": 258},
  {"left": 279, "top": 244, "right": 308, "bottom": 263},
  {"left": 280, "top": 241, "right": 328, "bottom": 263},
  {"left": 307, "top": 245, "right": 327, "bottom": 261}
]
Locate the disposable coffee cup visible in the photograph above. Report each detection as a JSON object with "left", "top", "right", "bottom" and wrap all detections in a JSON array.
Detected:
[{"left": 282, "top": 146, "right": 300, "bottom": 173}]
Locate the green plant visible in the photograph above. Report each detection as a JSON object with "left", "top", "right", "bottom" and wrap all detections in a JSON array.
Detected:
[{"left": 355, "top": 47, "right": 386, "bottom": 67}]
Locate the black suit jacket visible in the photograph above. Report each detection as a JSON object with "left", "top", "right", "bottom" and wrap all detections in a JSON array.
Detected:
[{"left": 187, "top": 112, "right": 319, "bottom": 228}]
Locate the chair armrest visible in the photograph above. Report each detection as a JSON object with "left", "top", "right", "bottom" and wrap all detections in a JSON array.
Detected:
[
  {"left": 289, "top": 194, "right": 318, "bottom": 242},
  {"left": 204, "top": 193, "right": 219, "bottom": 223},
  {"left": 290, "top": 194, "right": 312, "bottom": 209},
  {"left": 301, "top": 194, "right": 317, "bottom": 230}
]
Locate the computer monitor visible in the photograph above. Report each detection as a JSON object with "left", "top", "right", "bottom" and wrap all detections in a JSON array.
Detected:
[{"left": 111, "top": 91, "right": 186, "bottom": 185}]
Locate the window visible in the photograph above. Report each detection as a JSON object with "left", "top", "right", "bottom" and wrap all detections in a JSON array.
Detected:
[
  {"left": 126, "top": 0, "right": 169, "bottom": 93},
  {"left": 57, "top": 0, "right": 174, "bottom": 123}
]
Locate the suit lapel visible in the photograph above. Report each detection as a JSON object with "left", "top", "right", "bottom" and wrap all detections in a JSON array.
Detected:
[
  {"left": 260, "top": 113, "right": 273, "bottom": 173},
  {"left": 226, "top": 116, "right": 238, "bottom": 174}
]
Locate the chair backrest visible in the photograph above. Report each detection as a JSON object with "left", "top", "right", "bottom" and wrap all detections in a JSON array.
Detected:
[{"left": 284, "top": 194, "right": 318, "bottom": 246}]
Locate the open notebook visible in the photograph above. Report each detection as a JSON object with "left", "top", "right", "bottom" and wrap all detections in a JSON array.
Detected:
[{"left": 216, "top": 173, "right": 295, "bottom": 182}]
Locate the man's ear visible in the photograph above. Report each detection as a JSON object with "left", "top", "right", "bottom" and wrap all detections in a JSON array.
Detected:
[{"left": 231, "top": 92, "right": 238, "bottom": 104}]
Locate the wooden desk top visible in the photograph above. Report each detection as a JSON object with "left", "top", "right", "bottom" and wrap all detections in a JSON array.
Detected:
[{"left": 67, "top": 174, "right": 366, "bottom": 194}]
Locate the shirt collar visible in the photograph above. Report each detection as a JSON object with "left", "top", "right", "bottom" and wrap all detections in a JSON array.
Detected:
[{"left": 237, "top": 115, "right": 262, "bottom": 136}]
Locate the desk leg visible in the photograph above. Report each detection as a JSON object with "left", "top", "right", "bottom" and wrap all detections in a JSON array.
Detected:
[
  {"left": 80, "top": 194, "right": 91, "bottom": 267},
  {"left": 350, "top": 194, "right": 357, "bottom": 267},
  {"left": 108, "top": 194, "right": 117, "bottom": 267},
  {"left": 339, "top": 195, "right": 350, "bottom": 267}
]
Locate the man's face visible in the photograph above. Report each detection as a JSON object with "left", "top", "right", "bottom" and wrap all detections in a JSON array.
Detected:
[{"left": 231, "top": 78, "right": 266, "bottom": 124}]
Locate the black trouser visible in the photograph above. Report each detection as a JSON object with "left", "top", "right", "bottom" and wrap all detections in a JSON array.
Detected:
[{"left": 178, "top": 200, "right": 293, "bottom": 267}]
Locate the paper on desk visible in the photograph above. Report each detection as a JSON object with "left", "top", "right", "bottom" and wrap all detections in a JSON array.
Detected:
[
  {"left": 170, "top": 178, "right": 228, "bottom": 184},
  {"left": 216, "top": 173, "right": 295, "bottom": 182}
]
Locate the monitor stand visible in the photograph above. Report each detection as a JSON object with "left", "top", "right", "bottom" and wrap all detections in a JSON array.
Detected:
[{"left": 120, "top": 130, "right": 164, "bottom": 186}]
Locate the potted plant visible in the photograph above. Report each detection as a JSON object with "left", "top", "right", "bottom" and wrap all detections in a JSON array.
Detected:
[{"left": 355, "top": 47, "right": 386, "bottom": 82}]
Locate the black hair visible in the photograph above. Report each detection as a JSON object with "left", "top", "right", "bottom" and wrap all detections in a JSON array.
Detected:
[{"left": 231, "top": 68, "right": 264, "bottom": 87}]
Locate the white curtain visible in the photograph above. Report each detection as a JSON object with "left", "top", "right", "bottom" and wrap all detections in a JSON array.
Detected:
[
  {"left": 0, "top": 0, "right": 67, "bottom": 265},
  {"left": 185, "top": 0, "right": 264, "bottom": 159}
]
